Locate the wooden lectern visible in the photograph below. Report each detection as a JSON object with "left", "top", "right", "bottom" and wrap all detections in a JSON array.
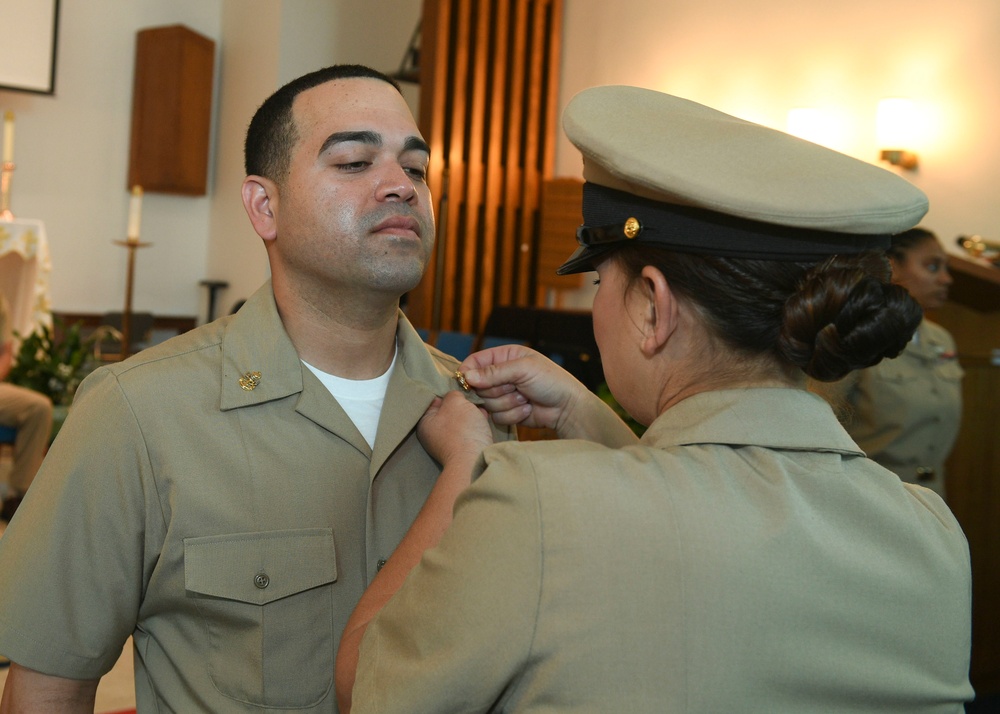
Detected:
[{"left": 932, "top": 253, "right": 1000, "bottom": 695}]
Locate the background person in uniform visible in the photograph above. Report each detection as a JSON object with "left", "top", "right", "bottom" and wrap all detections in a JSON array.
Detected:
[
  {"left": 335, "top": 86, "right": 973, "bottom": 713},
  {"left": 0, "top": 64, "right": 511, "bottom": 712},
  {"left": 814, "top": 227, "right": 962, "bottom": 498},
  {"left": 0, "top": 294, "right": 53, "bottom": 522}
]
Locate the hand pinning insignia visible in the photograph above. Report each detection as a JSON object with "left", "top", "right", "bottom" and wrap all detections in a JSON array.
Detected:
[{"left": 238, "top": 371, "right": 262, "bottom": 391}]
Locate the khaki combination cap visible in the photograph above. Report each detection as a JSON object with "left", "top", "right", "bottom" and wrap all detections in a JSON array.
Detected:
[{"left": 557, "top": 86, "right": 929, "bottom": 275}]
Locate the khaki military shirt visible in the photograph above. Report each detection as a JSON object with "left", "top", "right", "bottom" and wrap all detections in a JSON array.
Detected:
[
  {"left": 354, "top": 388, "right": 973, "bottom": 712},
  {"left": 818, "top": 319, "right": 962, "bottom": 497},
  {"left": 0, "top": 282, "right": 512, "bottom": 712}
]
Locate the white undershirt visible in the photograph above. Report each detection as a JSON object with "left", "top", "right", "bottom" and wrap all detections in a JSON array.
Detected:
[{"left": 302, "top": 347, "right": 397, "bottom": 449}]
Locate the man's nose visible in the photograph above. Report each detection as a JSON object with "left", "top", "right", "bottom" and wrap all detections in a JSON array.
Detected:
[{"left": 375, "top": 163, "right": 418, "bottom": 203}]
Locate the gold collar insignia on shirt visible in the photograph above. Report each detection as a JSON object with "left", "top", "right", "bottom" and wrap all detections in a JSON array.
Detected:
[{"left": 238, "top": 371, "right": 262, "bottom": 391}]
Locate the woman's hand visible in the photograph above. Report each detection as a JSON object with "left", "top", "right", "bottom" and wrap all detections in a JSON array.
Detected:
[
  {"left": 460, "top": 345, "right": 639, "bottom": 446},
  {"left": 459, "top": 345, "right": 584, "bottom": 431},
  {"left": 418, "top": 391, "right": 494, "bottom": 470}
]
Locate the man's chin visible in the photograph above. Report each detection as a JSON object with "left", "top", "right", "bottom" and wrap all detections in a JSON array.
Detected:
[{"left": 372, "top": 265, "right": 428, "bottom": 296}]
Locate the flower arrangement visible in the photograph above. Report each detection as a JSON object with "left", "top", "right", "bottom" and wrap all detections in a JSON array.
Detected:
[{"left": 8, "top": 320, "right": 118, "bottom": 406}]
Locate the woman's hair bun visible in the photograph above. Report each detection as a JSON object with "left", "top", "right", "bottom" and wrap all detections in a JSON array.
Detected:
[{"left": 778, "top": 253, "right": 923, "bottom": 382}]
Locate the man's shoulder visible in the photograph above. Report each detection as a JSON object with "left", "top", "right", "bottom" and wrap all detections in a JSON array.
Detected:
[
  {"left": 109, "top": 317, "right": 231, "bottom": 377},
  {"left": 421, "top": 341, "right": 462, "bottom": 369}
]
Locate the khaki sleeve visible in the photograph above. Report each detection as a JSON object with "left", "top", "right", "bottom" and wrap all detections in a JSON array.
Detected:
[{"left": 0, "top": 367, "right": 153, "bottom": 677}]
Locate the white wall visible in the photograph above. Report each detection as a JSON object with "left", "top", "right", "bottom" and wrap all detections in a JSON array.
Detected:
[
  {"left": 0, "top": 0, "right": 222, "bottom": 317},
  {"left": 203, "top": 0, "right": 281, "bottom": 318},
  {"left": 0, "top": 0, "right": 419, "bottom": 322},
  {"left": 558, "top": 0, "right": 1000, "bottom": 250}
]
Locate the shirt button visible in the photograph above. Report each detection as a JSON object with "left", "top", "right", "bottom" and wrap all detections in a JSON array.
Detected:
[
  {"left": 377, "top": 559, "right": 387, "bottom": 572},
  {"left": 254, "top": 573, "right": 270, "bottom": 589}
]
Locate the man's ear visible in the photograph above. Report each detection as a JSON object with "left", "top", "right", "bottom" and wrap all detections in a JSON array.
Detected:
[
  {"left": 241, "top": 176, "right": 278, "bottom": 241},
  {"left": 639, "top": 265, "right": 679, "bottom": 357}
]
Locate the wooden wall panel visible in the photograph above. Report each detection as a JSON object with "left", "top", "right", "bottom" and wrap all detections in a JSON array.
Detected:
[
  {"left": 411, "top": 0, "right": 564, "bottom": 335},
  {"left": 537, "top": 177, "right": 585, "bottom": 300},
  {"left": 128, "top": 25, "right": 215, "bottom": 195},
  {"left": 933, "top": 288, "right": 1000, "bottom": 695}
]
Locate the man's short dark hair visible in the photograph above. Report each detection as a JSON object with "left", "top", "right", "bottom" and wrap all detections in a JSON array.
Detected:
[{"left": 244, "top": 64, "right": 401, "bottom": 182}]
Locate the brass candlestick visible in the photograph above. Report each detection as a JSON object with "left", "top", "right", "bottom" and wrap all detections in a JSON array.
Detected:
[
  {"left": 114, "top": 238, "right": 152, "bottom": 360},
  {"left": 0, "top": 161, "right": 14, "bottom": 221}
]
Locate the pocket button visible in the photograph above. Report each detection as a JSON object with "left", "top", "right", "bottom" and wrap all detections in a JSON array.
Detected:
[{"left": 254, "top": 572, "right": 270, "bottom": 589}]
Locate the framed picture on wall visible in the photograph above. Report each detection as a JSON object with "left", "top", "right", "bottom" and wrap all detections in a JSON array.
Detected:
[{"left": 0, "top": 0, "right": 60, "bottom": 94}]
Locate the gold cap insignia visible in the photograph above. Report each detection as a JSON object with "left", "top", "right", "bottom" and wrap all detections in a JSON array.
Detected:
[{"left": 623, "top": 217, "right": 641, "bottom": 239}]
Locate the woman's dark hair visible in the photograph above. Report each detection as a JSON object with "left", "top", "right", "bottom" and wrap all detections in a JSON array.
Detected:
[
  {"left": 886, "top": 227, "right": 938, "bottom": 264},
  {"left": 613, "top": 244, "right": 923, "bottom": 382},
  {"left": 244, "top": 64, "right": 401, "bottom": 183}
]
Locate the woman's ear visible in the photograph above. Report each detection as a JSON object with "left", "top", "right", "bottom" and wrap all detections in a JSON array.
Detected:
[
  {"left": 241, "top": 176, "right": 279, "bottom": 241},
  {"left": 638, "top": 265, "right": 678, "bottom": 357}
]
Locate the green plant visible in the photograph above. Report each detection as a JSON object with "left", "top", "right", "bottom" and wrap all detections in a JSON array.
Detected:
[
  {"left": 8, "top": 320, "right": 118, "bottom": 406},
  {"left": 596, "top": 382, "right": 647, "bottom": 437}
]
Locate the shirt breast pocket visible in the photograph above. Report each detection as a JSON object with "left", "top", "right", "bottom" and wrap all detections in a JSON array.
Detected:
[
  {"left": 934, "top": 358, "right": 965, "bottom": 382},
  {"left": 184, "top": 529, "right": 337, "bottom": 708}
]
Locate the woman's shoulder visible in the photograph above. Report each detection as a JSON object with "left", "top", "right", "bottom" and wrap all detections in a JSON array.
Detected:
[
  {"left": 480, "top": 438, "right": 681, "bottom": 492},
  {"left": 485, "top": 437, "right": 618, "bottom": 466},
  {"left": 921, "top": 318, "right": 956, "bottom": 348}
]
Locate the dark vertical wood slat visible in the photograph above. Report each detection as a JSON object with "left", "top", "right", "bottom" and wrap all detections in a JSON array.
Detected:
[
  {"left": 411, "top": 0, "right": 451, "bottom": 330},
  {"left": 459, "top": 0, "right": 492, "bottom": 333},
  {"left": 540, "top": 0, "right": 562, "bottom": 179},
  {"left": 515, "top": 0, "right": 548, "bottom": 305},
  {"left": 441, "top": 0, "right": 472, "bottom": 331},
  {"left": 498, "top": 0, "right": 529, "bottom": 309},
  {"left": 480, "top": 1, "right": 511, "bottom": 325},
  {"left": 534, "top": 0, "right": 565, "bottom": 302}
]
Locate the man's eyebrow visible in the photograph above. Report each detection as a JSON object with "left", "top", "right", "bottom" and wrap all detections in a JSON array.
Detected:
[
  {"left": 403, "top": 136, "right": 431, "bottom": 156},
  {"left": 318, "top": 130, "right": 430, "bottom": 158},
  {"left": 318, "top": 130, "right": 381, "bottom": 156}
]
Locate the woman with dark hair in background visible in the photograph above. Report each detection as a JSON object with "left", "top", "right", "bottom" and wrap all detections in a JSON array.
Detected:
[
  {"left": 816, "top": 227, "right": 962, "bottom": 498},
  {"left": 336, "top": 87, "right": 973, "bottom": 713}
]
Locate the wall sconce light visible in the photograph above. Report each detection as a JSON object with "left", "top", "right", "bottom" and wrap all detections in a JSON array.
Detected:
[{"left": 877, "top": 98, "right": 919, "bottom": 170}]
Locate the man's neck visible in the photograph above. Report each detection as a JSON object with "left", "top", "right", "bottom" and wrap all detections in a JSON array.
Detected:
[{"left": 275, "top": 285, "right": 401, "bottom": 380}]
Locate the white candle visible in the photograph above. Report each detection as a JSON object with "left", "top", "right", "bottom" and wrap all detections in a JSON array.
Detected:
[
  {"left": 2, "top": 111, "right": 13, "bottom": 164},
  {"left": 127, "top": 185, "right": 143, "bottom": 241}
]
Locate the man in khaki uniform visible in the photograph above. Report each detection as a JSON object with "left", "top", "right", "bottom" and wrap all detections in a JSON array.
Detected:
[
  {"left": 0, "top": 65, "right": 511, "bottom": 712},
  {"left": 0, "top": 294, "right": 52, "bottom": 521}
]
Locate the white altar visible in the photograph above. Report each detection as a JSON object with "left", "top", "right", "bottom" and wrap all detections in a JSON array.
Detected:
[{"left": 0, "top": 217, "right": 52, "bottom": 343}]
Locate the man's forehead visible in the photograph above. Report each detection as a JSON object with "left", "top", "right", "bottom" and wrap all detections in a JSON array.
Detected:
[
  {"left": 291, "top": 79, "right": 423, "bottom": 155},
  {"left": 293, "top": 78, "right": 414, "bottom": 126}
]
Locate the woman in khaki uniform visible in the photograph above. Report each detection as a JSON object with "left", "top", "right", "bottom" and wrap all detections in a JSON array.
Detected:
[
  {"left": 336, "top": 87, "right": 974, "bottom": 712},
  {"left": 818, "top": 228, "right": 962, "bottom": 497}
]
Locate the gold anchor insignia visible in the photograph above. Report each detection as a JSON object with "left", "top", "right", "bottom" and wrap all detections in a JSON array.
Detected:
[{"left": 238, "top": 371, "right": 262, "bottom": 391}]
